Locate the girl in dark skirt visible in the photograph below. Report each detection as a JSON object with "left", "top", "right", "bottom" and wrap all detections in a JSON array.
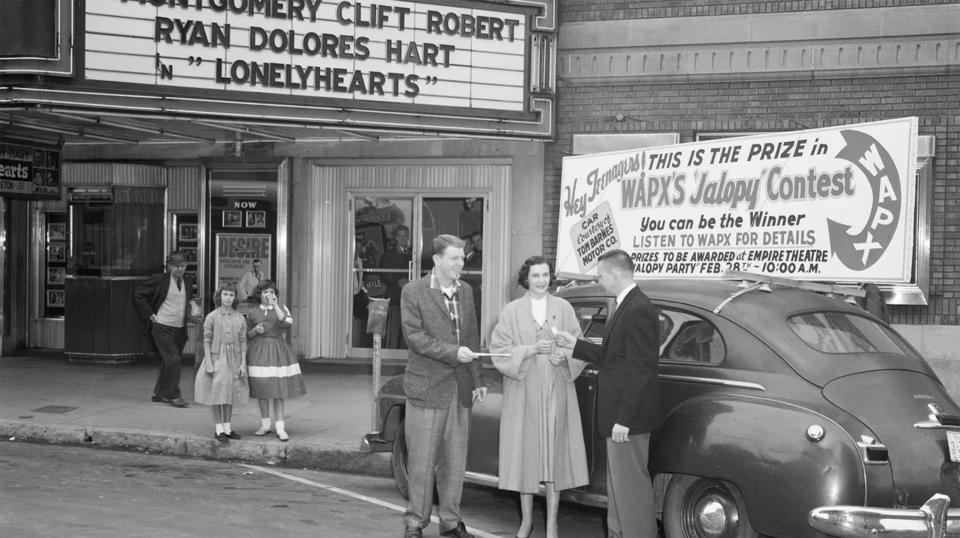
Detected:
[{"left": 246, "top": 280, "right": 306, "bottom": 441}]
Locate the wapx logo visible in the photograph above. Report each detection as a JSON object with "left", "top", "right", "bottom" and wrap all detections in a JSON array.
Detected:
[{"left": 827, "top": 130, "right": 902, "bottom": 270}]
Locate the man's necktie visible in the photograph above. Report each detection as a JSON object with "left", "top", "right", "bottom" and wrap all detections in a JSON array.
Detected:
[{"left": 176, "top": 279, "right": 183, "bottom": 291}]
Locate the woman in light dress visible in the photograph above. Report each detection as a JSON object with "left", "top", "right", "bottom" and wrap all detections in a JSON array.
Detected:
[
  {"left": 245, "top": 280, "right": 306, "bottom": 442},
  {"left": 194, "top": 283, "right": 249, "bottom": 441},
  {"left": 489, "top": 256, "right": 589, "bottom": 538}
]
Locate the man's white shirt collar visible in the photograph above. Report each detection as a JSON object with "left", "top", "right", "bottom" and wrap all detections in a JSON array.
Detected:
[{"left": 615, "top": 284, "right": 636, "bottom": 310}]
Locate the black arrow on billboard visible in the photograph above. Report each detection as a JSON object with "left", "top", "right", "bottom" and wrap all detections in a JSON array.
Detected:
[{"left": 827, "top": 129, "right": 901, "bottom": 271}]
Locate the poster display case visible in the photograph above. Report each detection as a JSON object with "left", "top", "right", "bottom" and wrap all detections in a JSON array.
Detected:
[{"left": 41, "top": 211, "right": 67, "bottom": 318}]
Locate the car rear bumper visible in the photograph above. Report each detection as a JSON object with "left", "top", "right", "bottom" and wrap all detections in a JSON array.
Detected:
[
  {"left": 361, "top": 432, "right": 392, "bottom": 453},
  {"left": 808, "top": 494, "right": 960, "bottom": 537}
]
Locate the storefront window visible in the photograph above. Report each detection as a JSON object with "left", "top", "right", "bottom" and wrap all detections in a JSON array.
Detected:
[{"left": 68, "top": 187, "right": 164, "bottom": 277}]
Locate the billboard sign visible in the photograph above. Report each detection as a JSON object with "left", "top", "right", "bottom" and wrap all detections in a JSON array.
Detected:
[
  {"left": 556, "top": 117, "right": 919, "bottom": 283},
  {"left": 0, "top": 140, "right": 62, "bottom": 200}
]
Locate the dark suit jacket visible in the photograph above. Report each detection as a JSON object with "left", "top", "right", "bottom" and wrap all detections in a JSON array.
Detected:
[
  {"left": 379, "top": 247, "right": 411, "bottom": 305},
  {"left": 401, "top": 275, "right": 484, "bottom": 409},
  {"left": 574, "top": 286, "right": 662, "bottom": 437},
  {"left": 133, "top": 272, "right": 195, "bottom": 336}
]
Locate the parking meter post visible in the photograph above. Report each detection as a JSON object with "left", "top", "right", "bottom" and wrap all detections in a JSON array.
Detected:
[
  {"left": 371, "top": 333, "right": 381, "bottom": 431},
  {"left": 365, "top": 298, "right": 390, "bottom": 432}
]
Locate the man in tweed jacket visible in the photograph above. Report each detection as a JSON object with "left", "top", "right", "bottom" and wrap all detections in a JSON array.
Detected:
[{"left": 400, "top": 234, "right": 486, "bottom": 538}]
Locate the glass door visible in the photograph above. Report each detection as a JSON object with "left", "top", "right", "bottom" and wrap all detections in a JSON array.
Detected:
[
  {"left": 350, "top": 194, "right": 484, "bottom": 359},
  {"left": 418, "top": 197, "right": 484, "bottom": 329}
]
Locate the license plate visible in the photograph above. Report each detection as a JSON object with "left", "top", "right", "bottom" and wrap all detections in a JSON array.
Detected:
[{"left": 948, "top": 430, "right": 960, "bottom": 463}]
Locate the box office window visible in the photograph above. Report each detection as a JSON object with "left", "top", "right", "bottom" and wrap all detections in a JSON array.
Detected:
[{"left": 68, "top": 188, "right": 164, "bottom": 277}]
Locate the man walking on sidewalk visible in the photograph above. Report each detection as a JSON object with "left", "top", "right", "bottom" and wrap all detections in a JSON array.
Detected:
[
  {"left": 400, "top": 234, "right": 487, "bottom": 538},
  {"left": 134, "top": 250, "right": 199, "bottom": 408}
]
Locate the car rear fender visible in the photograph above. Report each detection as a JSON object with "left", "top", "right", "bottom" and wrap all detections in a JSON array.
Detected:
[
  {"left": 377, "top": 375, "right": 407, "bottom": 443},
  {"left": 381, "top": 403, "right": 405, "bottom": 442},
  {"left": 651, "top": 395, "right": 878, "bottom": 538}
]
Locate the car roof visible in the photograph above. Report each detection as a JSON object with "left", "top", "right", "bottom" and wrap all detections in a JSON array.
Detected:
[
  {"left": 556, "top": 278, "right": 933, "bottom": 387},
  {"left": 556, "top": 278, "right": 856, "bottom": 315}
]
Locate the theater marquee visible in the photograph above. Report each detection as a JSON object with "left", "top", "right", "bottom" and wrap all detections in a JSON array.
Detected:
[{"left": 78, "top": 0, "right": 555, "bottom": 136}]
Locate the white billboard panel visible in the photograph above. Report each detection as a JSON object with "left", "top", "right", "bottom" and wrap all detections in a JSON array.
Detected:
[{"left": 556, "top": 118, "right": 919, "bottom": 283}]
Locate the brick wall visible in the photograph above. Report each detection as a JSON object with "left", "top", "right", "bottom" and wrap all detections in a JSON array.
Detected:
[
  {"left": 545, "top": 74, "right": 960, "bottom": 325},
  {"left": 560, "top": 0, "right": 959, "bottom": 23}
]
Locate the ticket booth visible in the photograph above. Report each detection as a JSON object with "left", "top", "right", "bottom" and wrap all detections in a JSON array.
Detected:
[{"left": 63, "top": 183, "right": 165, "bottom": 361}]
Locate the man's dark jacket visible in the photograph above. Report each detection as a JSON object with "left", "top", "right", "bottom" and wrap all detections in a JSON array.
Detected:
[
  {"left": 379, "top": 247, "right": 411, "bottom": 305},
  {"left": 573, "top": 286, "right": 662, "bottom": 437},
  {"left": 133, "top": 272, "right": 195, "bottom": 336}
]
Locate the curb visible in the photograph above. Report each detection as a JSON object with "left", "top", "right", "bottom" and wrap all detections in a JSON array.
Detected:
[{"left": 0, "top": 420, "right": 392, "bottom": 477}]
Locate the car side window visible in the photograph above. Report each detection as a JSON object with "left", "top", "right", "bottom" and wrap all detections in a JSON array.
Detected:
[
  {"left": 571, "top": 302, "right": 609, "bottom": 344},
  {"left": 660, "top": 309, "right": 725, "bottom": 365}
]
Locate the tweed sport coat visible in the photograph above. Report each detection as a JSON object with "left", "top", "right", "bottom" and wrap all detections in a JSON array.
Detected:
[
  {"left": 573, "top": 285, "right": 662, "bottom": 437},
  {"left": 401, "top": 274, "right": 485, "bottom": 409}
]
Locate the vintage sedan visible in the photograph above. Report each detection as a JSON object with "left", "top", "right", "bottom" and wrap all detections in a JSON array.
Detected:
[{"left": 364, "top": 276, "right": 960, "bottom": 537}]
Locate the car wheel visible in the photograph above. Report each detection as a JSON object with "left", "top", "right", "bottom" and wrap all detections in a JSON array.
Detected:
[
  {"left": 662, "top": 474, "right": 758, "bottom": 538},
  {"left": 391, "top": 419, "right": 409, "bottom": 499}
]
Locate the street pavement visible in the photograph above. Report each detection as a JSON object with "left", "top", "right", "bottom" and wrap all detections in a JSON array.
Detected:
[{"left": 0, "top": 352, "right": 405, "bottom": 476}]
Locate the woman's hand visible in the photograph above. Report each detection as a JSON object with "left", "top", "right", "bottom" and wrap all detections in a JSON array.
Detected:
[
  {"left": 534, "top": 339, "right": 553, "bottom": 355},
  {"left": 553, "top": 329, "right": 577, "bottom": 349},
  {"left": 253, "top": 323, "right": 265, "bottom": 334},
  {"left": 548, "top": 352, "right": 566, "bottom": 367}
]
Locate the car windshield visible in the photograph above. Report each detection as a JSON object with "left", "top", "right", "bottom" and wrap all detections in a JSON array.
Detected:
[{"left": 788, "top": 311, "right": 918, "bottom": 357}]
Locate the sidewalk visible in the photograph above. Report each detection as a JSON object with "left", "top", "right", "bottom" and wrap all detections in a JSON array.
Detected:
[{"left": 0, "top": 352, "right": 405, "bottom": 476}]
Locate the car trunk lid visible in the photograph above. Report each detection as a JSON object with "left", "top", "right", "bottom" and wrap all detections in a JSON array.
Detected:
[{"left": 822, "top": 369, "right": 960, "bottom": 507}]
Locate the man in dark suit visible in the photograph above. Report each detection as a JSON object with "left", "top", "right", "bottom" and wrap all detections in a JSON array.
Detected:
[
  {"left": 400, "top": 234, "right": 487, "bottom": 538},
  {"left": 379, "top": 225, "right": 412, "bottom": 348},
  {"left": 133, "top": 251, "right": 199, "bottom": 408},
  {"left": 461, "top": 231, "right": 483, "bottom": 323},
  {"left": 556, "top": 249, "right": 662, "bottom": 538}
]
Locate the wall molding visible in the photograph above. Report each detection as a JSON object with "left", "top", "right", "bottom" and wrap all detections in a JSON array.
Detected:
[{"left": 558, "top": 5, "right": 960, "bottom": 83}]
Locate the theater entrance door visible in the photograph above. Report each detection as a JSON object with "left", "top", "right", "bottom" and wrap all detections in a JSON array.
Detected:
[{"left": 349, "top": 194, "right": 485, "bottom": 360}]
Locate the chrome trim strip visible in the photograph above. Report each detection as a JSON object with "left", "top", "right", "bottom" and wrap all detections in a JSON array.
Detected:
[
  {"left": 659, "top": 374, "right": 766, "bottom": 391},
  {"left": 914, "top": 420, "right": 960, "bottom": 431},
  {"left": 464, "top": 472, "right": 499, "bottom": 488}
]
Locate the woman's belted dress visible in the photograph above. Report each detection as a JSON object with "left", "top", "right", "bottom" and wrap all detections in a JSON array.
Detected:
[{"left": 245, "top": 305, "right": 306, "bottom": 399}]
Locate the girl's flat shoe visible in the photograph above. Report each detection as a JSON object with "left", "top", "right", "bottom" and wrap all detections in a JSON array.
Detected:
[
  {"left": 276, "top": 429, "right": 289, "bottom": 442},
  {"left": 225, "top": 430, "right": 241, "bottom": 440},
  {"left": 216, "top": 432, "right": 229, "bottom": 442},
  {"left": 254, "top": 426, "right": 272, "bottom": 436}
]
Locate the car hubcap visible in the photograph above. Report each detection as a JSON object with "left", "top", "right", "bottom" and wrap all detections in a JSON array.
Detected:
[{"left": 684, "top": 482, "right": 740, "bottom": 537}]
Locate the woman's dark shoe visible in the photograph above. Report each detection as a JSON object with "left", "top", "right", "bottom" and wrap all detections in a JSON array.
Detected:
[
  {"left": 216, "top": 432, "right": 229, "bottom": 442},
  {"left": 225, "top": 430, "right": 241, "bottom": 440}
]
